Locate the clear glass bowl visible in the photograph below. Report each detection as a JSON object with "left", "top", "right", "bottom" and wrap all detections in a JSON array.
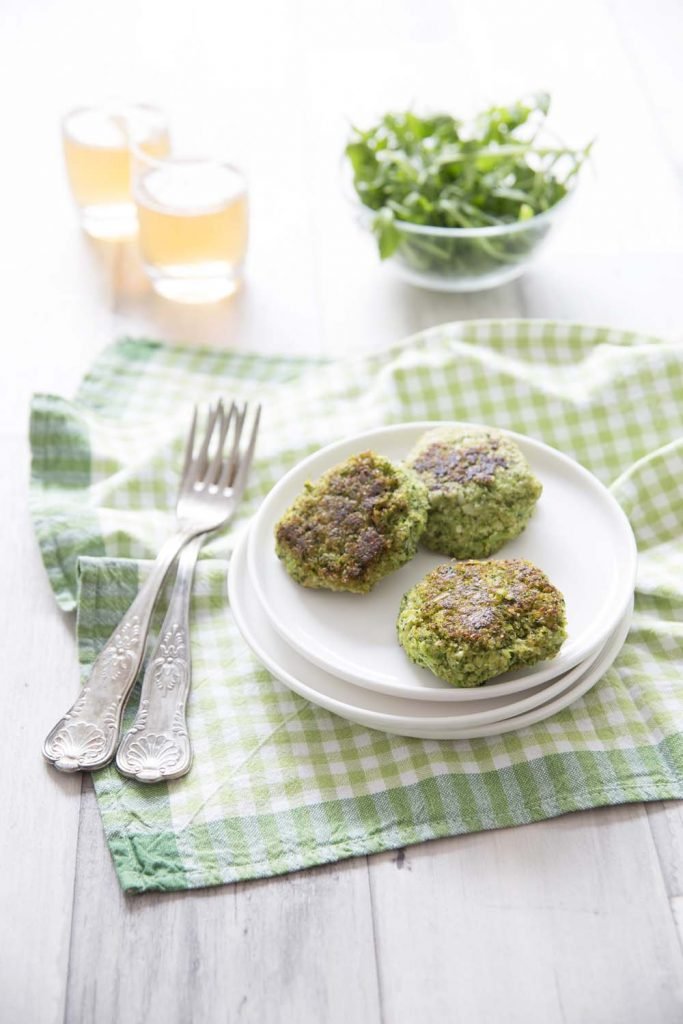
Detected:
[{"left": 358, "top": 197, "right": 570, "bottom": 292}]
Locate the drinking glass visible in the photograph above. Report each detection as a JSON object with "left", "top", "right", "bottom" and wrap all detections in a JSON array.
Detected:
[
  {"left": 62, "top": 103, "right": 170, "bottom": 239},
  {"left": 133, "top": 149, "right": 248, "bottom": 303}
]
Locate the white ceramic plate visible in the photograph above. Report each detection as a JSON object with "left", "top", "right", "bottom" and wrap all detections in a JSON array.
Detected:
[
  {"left": 248, "top": 422, "right": 637, "bottom": 701},
  {"left": 230, "top": 527, "right": 633, "bottom": 738},
  {"left": 402, "top": 607, "right": 632, "bottom": 739}
]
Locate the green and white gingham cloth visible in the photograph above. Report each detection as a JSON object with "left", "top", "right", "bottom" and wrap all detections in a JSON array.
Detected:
[{"left": 30, "top": 321, "right": 683, "bottom": 893}]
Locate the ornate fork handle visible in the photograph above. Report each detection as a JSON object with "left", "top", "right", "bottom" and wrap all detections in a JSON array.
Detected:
[
  {"left": 43, "top": 528, "right": 197, "bottom": 773},
  {"left": 116, "top": 537, "right": 202, "bottom": 783}
]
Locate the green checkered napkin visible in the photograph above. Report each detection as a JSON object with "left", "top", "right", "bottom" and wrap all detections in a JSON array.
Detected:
[{"left": 30, "top": 321, "right": 683, "bottom": 893}]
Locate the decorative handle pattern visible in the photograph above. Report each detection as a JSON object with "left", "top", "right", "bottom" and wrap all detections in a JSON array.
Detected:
[
  {"left": 116, "top": 537, "right": 202, "bottom": 783},
  {"left": 43, "top": 529, "right": 194, "bottom": 772}
]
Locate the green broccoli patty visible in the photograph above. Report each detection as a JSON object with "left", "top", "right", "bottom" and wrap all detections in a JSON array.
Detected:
[
  {"left": 405, "top": 427, "right": 542, "bottom": 558},
  {"left": 275, "top": 451, "right": 429, "bottom": 593},
  {"left": 397, "top": 558, "right": 566, "bottom": 687}
]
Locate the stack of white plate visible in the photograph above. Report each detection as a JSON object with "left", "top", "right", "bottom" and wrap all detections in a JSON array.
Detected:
[{"left": 229, "top": 423, "right": 637, "bottom": 740}]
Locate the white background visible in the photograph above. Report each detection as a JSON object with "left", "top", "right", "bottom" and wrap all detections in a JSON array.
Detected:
[{"left": 2, "top": 1, "right": 683, "bottom": 1021}]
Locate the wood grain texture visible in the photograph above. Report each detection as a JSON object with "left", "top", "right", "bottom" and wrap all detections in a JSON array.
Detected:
[
  {"left": 2, "top": 0, "right": 682, "bottom": 1021},
  {"left": 648, "top": 801, "right": 683, "bottom": 928},
  {"left": 0, "top": 12, "right": 118, "bottom": 1015},
  {"left": 0, "top": 439, "right": 83, "bottom": 1023},
  {"left": 368, "top": 807, "right": 683, "bottom": 1023},
  {"left": 65, "top": 783, "right": 381, "bottom": 1024}
]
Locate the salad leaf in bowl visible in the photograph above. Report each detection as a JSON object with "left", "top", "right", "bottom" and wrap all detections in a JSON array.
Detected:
[{"left": 345, "top": 94, "right": 592, "bottom": 291}]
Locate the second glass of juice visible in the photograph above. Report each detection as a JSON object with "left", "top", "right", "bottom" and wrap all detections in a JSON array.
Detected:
[
  {"left": 62, "top": 103, "right": 170, "bottom": 239},
  {"left": 134, "top": 151, "right": 248, "bottom": 303}
]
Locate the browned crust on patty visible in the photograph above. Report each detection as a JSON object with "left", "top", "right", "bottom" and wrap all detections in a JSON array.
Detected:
[
  {"left": 411, "top": 436, "right": 510, "bottom": 487},
  {"left": 275, "top": 450, "right": 429, "bottom": 591}
]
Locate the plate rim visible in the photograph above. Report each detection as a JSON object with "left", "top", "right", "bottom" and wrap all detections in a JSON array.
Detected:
[
  {"left": 230, "top": 526, "right": 632, "bottom": 732},
  {"left": 408, "top": 605, "right": 632, "bottom": 739},
  {"left": 247, "top": 419, "right": 637, "bottom": 700}
]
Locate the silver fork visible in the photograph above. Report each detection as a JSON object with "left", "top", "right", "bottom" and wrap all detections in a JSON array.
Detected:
[
  {"left": 43, "top": 400, "right": 260, "bottom": 774},
  {"left": 116, "top": 402, "right": 260, "bottom": 784}
]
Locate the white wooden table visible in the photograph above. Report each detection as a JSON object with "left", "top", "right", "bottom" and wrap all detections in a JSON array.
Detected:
[{"left": 3, "top": 1, "right": 683, "bottom": 1020}]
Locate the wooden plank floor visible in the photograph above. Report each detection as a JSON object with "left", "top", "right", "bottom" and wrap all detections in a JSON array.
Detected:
[{"left": 2, "top": 1, "right": 682, "bottom": 1021}]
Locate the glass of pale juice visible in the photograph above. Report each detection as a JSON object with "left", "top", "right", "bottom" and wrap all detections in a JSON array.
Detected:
[
  {"left": 133, "top": 149, "right": 248, "bottom": 303},
  {"left": 62, "top": 104, "right": 170, "bottom": 239}
]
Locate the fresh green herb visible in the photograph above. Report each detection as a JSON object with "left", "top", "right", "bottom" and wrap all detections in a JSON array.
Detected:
[{"left": 345, "top": 95, "right": 591, "bottom": 282}]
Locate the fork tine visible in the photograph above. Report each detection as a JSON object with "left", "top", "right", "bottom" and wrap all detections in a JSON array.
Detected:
[
  {"left": 207, "top": 401, "right": 235, "bottom": 485},
  {"left": 217, "top": 402, "right": 247, "bottom": 489},
  {"left": 231, "top": 404, "right": 261, "bottom": 497},
  {"left": 186, "top": 402, "right": 221, "bottom": 488},
  {"left": 179, "top": 406, "right": 198, "bottom": 488}
]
